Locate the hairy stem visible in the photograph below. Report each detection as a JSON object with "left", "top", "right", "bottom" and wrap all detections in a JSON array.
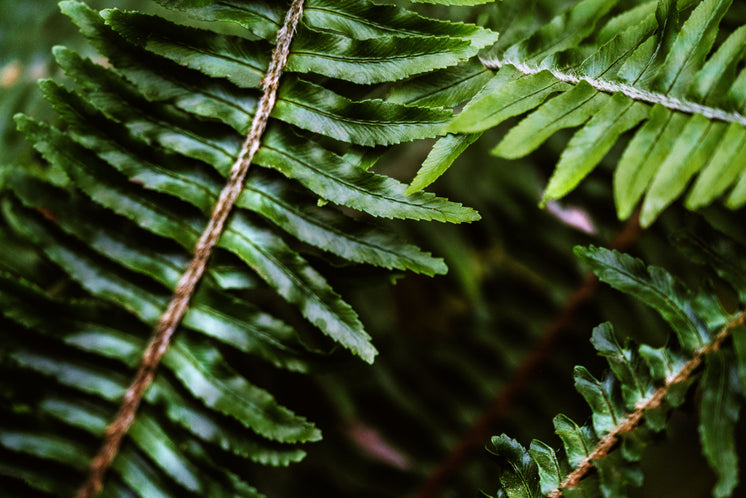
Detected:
[
  {"left": 415, "top": 214, "right": 640, "bottom": 498},
  {"left": 482, "top": 58, "right": 746, "bottom": 127},
  {"left": 75, "top": 1, "right": 305, "bottom": 496},
  {"left": 549, "top": 309, "right": 746, "bottom": 497}
]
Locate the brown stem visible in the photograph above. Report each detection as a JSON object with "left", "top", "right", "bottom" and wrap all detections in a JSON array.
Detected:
[
  {"left": 75, "top": 2, "right": 305, "bottom": 496},
  {"left": 549, "top": 309, "right": 746, "bottom": 497},
  {"left": 415, "top": 213, "right": 640, "bottom": 498}
]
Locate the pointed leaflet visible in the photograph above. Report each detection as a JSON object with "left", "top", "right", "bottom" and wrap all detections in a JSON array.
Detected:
[
  {"left": 493, "top": 82, "right": 607, "bottom": 160},
  {"left": 448, "top": 71, "right": 569, "bottom": 133},
  {"left": 151, "top": 0, "right": 283, "bottom": 41},
  {"left": 542, "top": 95, "right": 649, "bottom": 206},
  {"left": 487, "top": 435, "right": 542, "bottom": 498},
  {"left": 388, "top": 60, "right": 494, "bottom": 108},
  {"left": 686, "top": 123, "right": 746, "bottom": 209},
  {"left": 613, "top": 105, "right": 686, "bottom": 220},
  {"left": 553, "top": 414, "right": 597, "bottom": 470},
  {"left": 591, "top": 323, "right": 651, "bottom": 410},
  {"left": 406, "top": 133, "right": 480, "bottom": 194},
  {"left": 528, "top": 440, "right": 564, "bottom": 495},
  {"left": 575, "top": 246, "right": 710, "bottom": 353},
  {"left": 574, "top": 368, "right": 625, "bottom": 437},
  {"left": 303, "top": 0, "right": 497, "bottom": 49}
]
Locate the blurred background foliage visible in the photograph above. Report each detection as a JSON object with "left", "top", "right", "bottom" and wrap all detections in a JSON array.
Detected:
[{"left": 1, "top": 1, "right": 744, "bottom": 497}]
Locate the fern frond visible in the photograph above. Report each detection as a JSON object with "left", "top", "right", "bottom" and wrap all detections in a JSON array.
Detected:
[
  {"left": 486, "top": 244, "right": 746, "bottom": 498},
  {"left": 0, "top": 0, "right": 496, "bottom": 495},
  {"left": 436, "top": 0, "right": 746, "bottom": 227}
]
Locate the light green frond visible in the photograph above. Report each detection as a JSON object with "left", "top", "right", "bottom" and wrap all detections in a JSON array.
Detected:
[{"left": 438, "top": 0, "right": 746, "bottom": 226}]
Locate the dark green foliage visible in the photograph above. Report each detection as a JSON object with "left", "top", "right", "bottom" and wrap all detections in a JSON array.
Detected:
[
  {"left": 486, "top": 244, "right": 746, "bottom": 498},
  {"left": 0, "top": 0, "right": 495, "bottom": 495}
]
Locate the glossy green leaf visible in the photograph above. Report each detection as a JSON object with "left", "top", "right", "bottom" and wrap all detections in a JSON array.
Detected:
[
  {"left": 528, "top": 440, "right": 564, "bottom": 494},
  {"left": 591, "top": 323, "right": 651, "bottom": 409},
  {"left": 553, "top": 414, "right": 596, "bottom": 469},
  {"left": 574, "top": 367, "right": 625, "bottom": 436},
  {"left": 407, "top": 133, "right": 480, "bottom": 194},
  {"left": 575, "top": 246, "right": 710, "bottom": 353},
  {"left": 543, "top": 95, "right": 649, "bottom": 207},
  {"left": 448, "top": 71, "right": 569, "bottom": 134},
  {"left": 487, "top": 435, "right": 541, "bottom": 498}
]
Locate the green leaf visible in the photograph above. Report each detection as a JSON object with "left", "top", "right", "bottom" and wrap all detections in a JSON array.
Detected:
[
  {"left": 591, "top": 323, "right": 651, "bottom": 409},
  {"left": 574, "top": 367, "right": 625, "bottom": 436},
  {"left": 733, "top": 327, "right": 746, "bottom": 397},
  {"left": 492, "top": 82, "right": 607, "bottom": 160},
  {"left": 487, "top": 435, "right": 541, "bottom": 498},
  {"left": 406, "top": 133, "right": 480, "bottom": 194},
  {"left": 305, "top": 0, "right": 498, "bottom": 49},
  {"left": 448, "top": 70, "right": 569, "bottom": 134},
  {"left": 699, "top": 350, "right": 741, "bottom": 498},
  {"left": 686, "top": 123, "right": 746, "bottom": 210},
  {"left": 575, "top": 246, "right": 710, "bottom": 353},
  {"left": 528, "top": 440, "right": 564, "bottom": 494},
  {"left": 274, "top": 77, "right": 453, "bottom": 146},
  {"left": 553, "top": 414, "right": 596, "bottom": 468},
  {"left": 388, "top": 60, "right": 494, "bottom": 108},
  {"left": 612, "top": 105, "right": 681, "bottom": 219},
  {"left": 151, "top": 0, "right": 283, "bottom": 40},
  {"left": 543, "top": 95, "right": 649, "bottom": 207},
  {"left": 286, "top": 25, "right": 473, "bottom": 85}
]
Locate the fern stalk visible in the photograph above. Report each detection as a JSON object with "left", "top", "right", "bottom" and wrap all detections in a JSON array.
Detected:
[
  {"left": 550, "top": 308, "right": 746, "bottom": 497},
  {"left": 76, "top": 1, "right": 305, "bottom": 496},
  {"left": 415, "top": 213, "right": 642, "bottom": 498},
  {"left": 481, "top": 57, "right": 746, "bottom": 127}
]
